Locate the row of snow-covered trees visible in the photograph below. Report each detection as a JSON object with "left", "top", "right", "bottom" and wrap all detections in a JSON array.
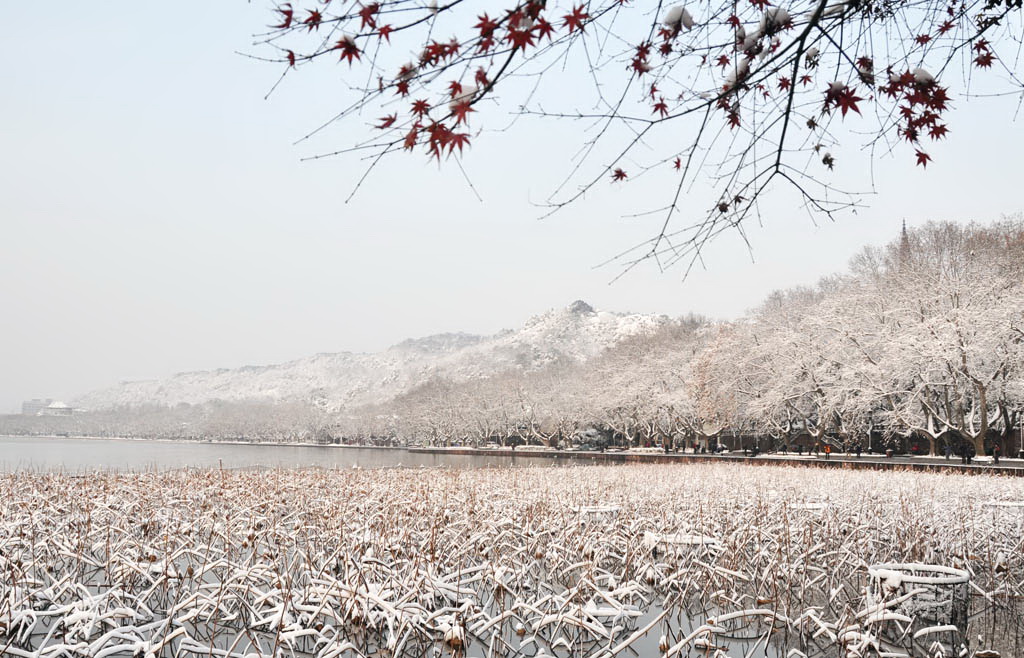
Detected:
[
  {"left": 6, "top": 220, "right": 1020, "bottom": 454},
  {"left": 343, "top": 220, "right": 1024, "bottom": 455}
]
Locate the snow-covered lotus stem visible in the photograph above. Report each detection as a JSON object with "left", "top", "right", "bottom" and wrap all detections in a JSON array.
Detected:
[{"left": 867, "top": 563, "right": 970, "bottom": 630}]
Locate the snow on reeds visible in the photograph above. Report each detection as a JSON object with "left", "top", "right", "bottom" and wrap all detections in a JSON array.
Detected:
[{"left": 0, "top": 463, "right": 1021, "bottom": 658}]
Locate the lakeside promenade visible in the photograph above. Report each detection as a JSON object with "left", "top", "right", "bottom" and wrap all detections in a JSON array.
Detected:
[{"left": 408, "top": 445, "right": 1024, "bottom": 476}]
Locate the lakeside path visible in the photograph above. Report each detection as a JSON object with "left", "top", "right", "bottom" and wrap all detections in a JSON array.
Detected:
[{"left": 409, "top": 445, "right": 1024, "bottom": 476}]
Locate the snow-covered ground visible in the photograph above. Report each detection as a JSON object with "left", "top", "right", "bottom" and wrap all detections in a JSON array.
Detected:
[{"left": 2, "top": 463, "right": 1020, "bottom": 658}]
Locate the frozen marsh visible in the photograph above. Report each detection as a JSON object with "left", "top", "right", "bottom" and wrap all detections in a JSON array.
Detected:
[{"left": 1, "top": 463, "right": 1021, "bottom": 658}]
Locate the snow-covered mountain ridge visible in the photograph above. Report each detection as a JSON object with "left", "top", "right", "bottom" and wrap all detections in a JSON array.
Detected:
[{"left": 74, "top": 302, "right": 670, "bottom": 411}]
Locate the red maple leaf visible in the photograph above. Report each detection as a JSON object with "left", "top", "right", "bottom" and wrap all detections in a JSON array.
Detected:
[
  {"left": 525, "top": 2, "right": 544, "bottom": 20},
  {"left": 506, "top": 27, "right": 536, "bottom": 50},
  {"left": 611, "top": 168, "right": 627, "bottom": 181},
  {"left": 403, "top": 127, "right": 419, "bottom": 150},
  {"left": 631, "top": 57, "right": 651, "bottom": 75},
  {"left": 835, "top": 87, "right": 864, "bottom": 117},
  {"left": 975, "top": 52, "right": 994, "bottom": 68},
  {"left": 653, "top": 98, "right": 669, "bottom": 118},
  {"left": 359, "top": 3, "right": 380, "bottom": 30},
  {"left": 799, "top": 74, "right": 813, "bottom": 87},
  {"left": 926, "top": 86, "right": 950, "bottom": 111},
  {"left": 377, "top": 114, "right": 397, "bottom": 129},
  {"left": 563, "top": 5, "right": 589, "bottom": 33},
  {"left": 726, "top": 14, "right": 741, "bottom": 27},
  {"left": 273, "top": 3, "right": 293, "bottom": 29},
  {"left": 335, "top": 37, "right": 361, "bottom": 65},
  {"left": 474, "top": 67, "right": 489, "bottom": 87},
  {"left": 716, "top": 55, "right": 730, "bottom": 68},
  {"left": 475, "top": 13, "right": 498, "bottom": 38},
  {"left": 915, "top": 34, "right": 931, "bottom": 45},
  {"left": 285, "top": 50, "right": 296, "bottom": 67},
  {"left": 928, "top": 124, "right": 949, "bottom": 139},
  {"left": 450, "top": 101, "right": 475, "bottom": 126},
  {"left": 974, "top": 39, "right": 990, "bottom": 53},
  {"left": 507, "top": 10, "right": 525, "bottom": 29},
  {"left": 378, "top": 25, "right": 393, "bottom": 42},
  {"left": 411, "top": 99, "right": 431, "bottom": 117},
  {"left": 425, "top": 123, "right": 449, "bottom": 159},
  {"left": 420, "top": 41, "right": 444, "bottom": 65},
  {"left": 917, "top": 110, "right": 938, "bottom": 127},
  {"left": 915, "top": 149, "right": 931, "bottom": 167},
  {"left": 535, "top": 16, "right": 556, "bottom": 40},
  {"left": 448, "top": 80, "right": 463, "bottom": 98},
  {"left": 673, "top": 157, "right": 681, "bottom": 170},
  {"left": 304, "top": 9, "right": 322, "bottom": 31},
  {"left": 396, "top": 80, "right": 410, "bottom": 96},
  {"left": 447, "top": 132, "right": 471, "bottom": 155},
  {"left": 749, "top": 0, "right": 771, "bottom": 8},
  {"left": 778, "top": 76, "right": 791, "bottom": 91},
  {"left": 937, "top": 20, "right": 954, "bottom": 35},
  {"left": 727, "top": 111, "right": 741, "bottom": 128}
]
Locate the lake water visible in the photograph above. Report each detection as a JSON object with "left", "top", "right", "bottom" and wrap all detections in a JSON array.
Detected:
[{"left": 0, "top": 436, "right": 531, "bottom": 472}]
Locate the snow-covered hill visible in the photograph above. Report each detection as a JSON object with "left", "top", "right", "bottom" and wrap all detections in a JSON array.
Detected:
[{"left": 74, "top": 302, "right": 670, "bottom": 411}]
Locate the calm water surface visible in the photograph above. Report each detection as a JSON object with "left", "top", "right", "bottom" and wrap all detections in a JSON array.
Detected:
[{"left": 0, "top": 436, "right": 530, "bottom": 472}]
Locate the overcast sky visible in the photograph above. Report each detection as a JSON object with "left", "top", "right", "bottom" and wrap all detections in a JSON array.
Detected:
[{"left": 1, "top": 2, "right": 1021, "bottom": 412}]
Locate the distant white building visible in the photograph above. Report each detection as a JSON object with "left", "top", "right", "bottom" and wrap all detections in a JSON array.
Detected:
[
  {"left": 21, "top": 398, "right": 53, "bottom": 416},
  {"left": 38, "top": 401, "right": 73, "bottom": 417}
]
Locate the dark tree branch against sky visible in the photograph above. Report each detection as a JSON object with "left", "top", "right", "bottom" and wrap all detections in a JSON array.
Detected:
[{"left": 257, "top": 0, "right": 1024, "bottom": 272}]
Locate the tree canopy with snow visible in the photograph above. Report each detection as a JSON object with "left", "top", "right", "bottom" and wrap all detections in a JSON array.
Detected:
[{"left": 257, "top": 0, "right": 1021, "bottom": 269}]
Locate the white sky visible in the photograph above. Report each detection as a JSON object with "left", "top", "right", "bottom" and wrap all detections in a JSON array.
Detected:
[{"left": 2, "top": 2, "right": 1022, "bottom": 412}]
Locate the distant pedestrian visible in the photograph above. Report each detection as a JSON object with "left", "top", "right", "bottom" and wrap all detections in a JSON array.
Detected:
[
  {"left": 960, "top": 444, "right": 968, "bottom": 464},
  {"left": 856, "top": 445, "right": 862, "bottom": 459},
  {"left": 824, "top": 444, "right": 831, "bottom": 460},
  {"left": 993, "top": 444, "right": 1000, "bottom": 465},
  {"left": 944, "top": 444, "right": 952, "bottom": 461},
  {"left": 967, "top": 444, "right": 975, "bottom": 465}
]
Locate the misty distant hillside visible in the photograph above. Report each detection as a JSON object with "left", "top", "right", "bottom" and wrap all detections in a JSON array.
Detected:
[{"left": 74, "top": 302, "right": 670, "bottom": 411}]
